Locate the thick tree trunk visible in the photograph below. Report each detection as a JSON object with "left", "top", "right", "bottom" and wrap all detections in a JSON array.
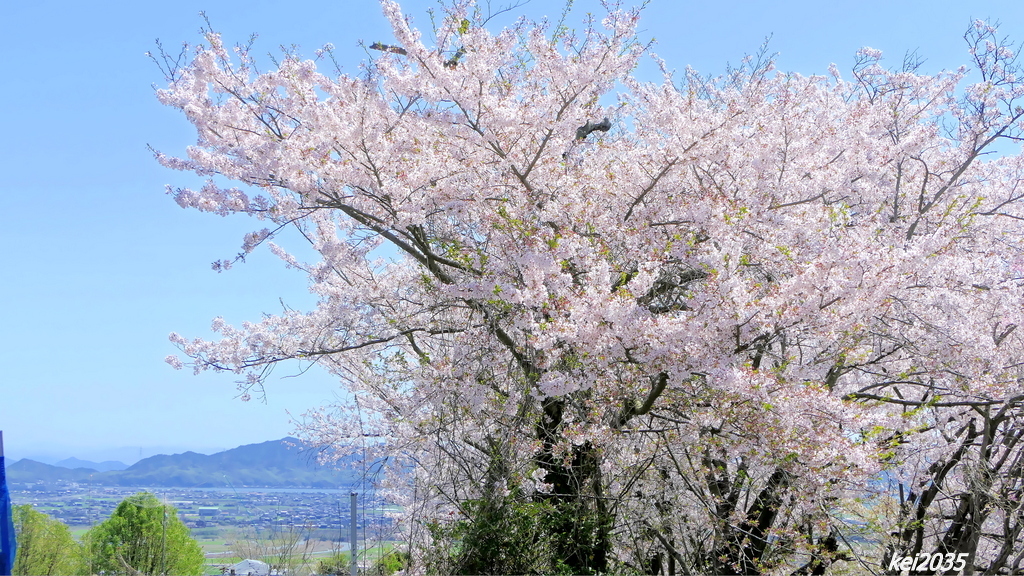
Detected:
[
  {"left": 533, "top": 397, "right": 612, "bottom": 574},
  {"left": 705, "top": 467, "right": 792, "bottom": 575}
]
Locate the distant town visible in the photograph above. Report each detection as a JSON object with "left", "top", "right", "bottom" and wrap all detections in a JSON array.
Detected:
[{"left": 10, "top": 484, "right": 394, "bottom": 539}]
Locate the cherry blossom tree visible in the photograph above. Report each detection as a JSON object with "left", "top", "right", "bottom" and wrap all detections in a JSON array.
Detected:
[{"left": 156, "top": 2, "right": 1024, "bottom": 573}]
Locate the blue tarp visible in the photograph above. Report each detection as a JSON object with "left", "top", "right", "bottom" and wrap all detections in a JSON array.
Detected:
[{"left": 0, "top": 439, "right": 16, "bottom": 575}]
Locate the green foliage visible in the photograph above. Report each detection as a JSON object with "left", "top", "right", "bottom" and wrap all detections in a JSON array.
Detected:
[
  {"left": 85, "top": 492, "right": 204, "bottom": 575},
  {"left": 426, "top": 495, "right": 577, "bottom": 575},
  {"left": 371, "top": 550, "right": 409, "bottom": 576},
  {"left": 315, "top": 547, "right": 408, "bottom": 576},
  {"left": 315, "top": 552, "right": 350, "bottom": 576},
  {"left": 540, "top": 498, "right": 610, "bottom": 576},
  {"left": 12, "top": 505, "right": 88, "bottom": 576}
]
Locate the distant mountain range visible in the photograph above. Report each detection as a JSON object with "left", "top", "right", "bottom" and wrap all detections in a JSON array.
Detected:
[
  {"left": 55, "top": 457, "right": 127, "bottom": 472},
  {"left": 7, "top": 438, "right": 361, "bottom": 488}
]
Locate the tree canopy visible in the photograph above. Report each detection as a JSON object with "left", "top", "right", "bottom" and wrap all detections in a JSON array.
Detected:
[
  {"left": 12, "top": 505, "right": 86, "bottom": 576},
  {"left": 157, "top": 2, "right": 1024, "bottom": 573},
  {"left": 85, "top": 492, "right": 204, "bottom": 576}
]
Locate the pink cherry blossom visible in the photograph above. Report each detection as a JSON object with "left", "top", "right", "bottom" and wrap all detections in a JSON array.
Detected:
[{"left": 156, "top": 4, "right": 1024, "bottom": 573}]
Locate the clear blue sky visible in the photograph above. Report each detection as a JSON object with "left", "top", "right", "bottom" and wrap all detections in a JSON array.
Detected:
[{"left": 2, "top": 0, "right": 1022, "bottom": 463}]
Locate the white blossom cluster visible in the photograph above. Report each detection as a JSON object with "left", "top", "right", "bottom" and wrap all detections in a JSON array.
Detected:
[{"left": 156, "top": 3, "right": 1024, "bottom": 572}]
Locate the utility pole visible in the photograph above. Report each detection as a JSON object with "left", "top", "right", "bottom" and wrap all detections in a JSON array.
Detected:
[{"left": 350, "top": 492, "right": 358, "bottom": 576}]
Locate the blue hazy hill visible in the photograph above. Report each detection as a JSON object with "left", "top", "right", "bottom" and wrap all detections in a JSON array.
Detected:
[
  {"left": 8, "top": 438, "right": 362, "bottom": 488},
  {"left": 55, "top": 457, "right": 127, "bottom": 472}
]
